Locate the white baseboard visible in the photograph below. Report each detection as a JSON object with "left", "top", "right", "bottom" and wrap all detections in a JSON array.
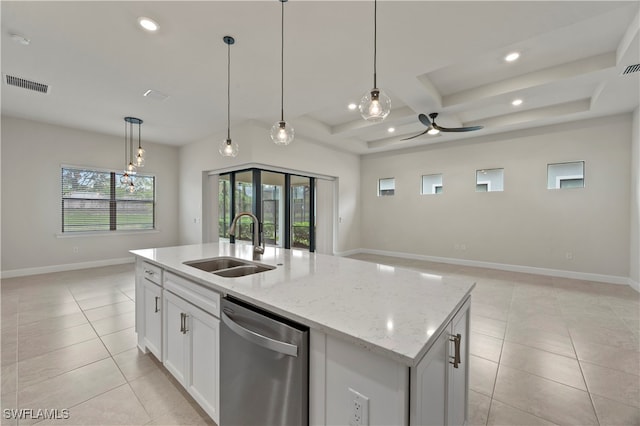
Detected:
[
  {"left": 629, "top": 278, "right": 640, "bottom": 293},
  {"left": 1, "top": 257, "right": 135, "bottom": 279},
  {"left": 333, "top": 248, "right": 361, "bottom": 257},
  {"left": 347, "top": 248, "right": 632, "bottom": 287}
]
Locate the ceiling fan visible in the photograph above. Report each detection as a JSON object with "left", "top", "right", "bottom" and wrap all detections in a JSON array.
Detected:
[{"left": 401, "top": 113, "right": 484, "bottom": 141}]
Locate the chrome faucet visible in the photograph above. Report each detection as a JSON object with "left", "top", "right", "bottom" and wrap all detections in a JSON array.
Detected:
[{"left": 228, "top": 212, "right": 264, "bottom": 257}]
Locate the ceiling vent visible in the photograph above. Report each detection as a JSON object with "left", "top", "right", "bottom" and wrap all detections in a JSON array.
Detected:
[
  {"left": 5, "top": 74, "right": 49, "bottom": 93},
  {"left": 622, "top": 64, "right": 640, "bottom": 75}
]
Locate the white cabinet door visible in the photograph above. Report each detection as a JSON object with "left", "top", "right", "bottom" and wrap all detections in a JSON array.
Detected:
[
  {"left": 142, "top": 280, "right": 162, "bottom": 359},
  {"left": 448, "top": 300, "right": 470, "bottom": 426},
  {"left": 410, "top": 328, "right": 448, "bottom": 426},
  {"left": 411, "top": 296, "right": 471, "bottom": 426},
  {"left": 187, "top": 306, "right": 220, "bottom": 424},
  {"left": 163, "top": 291, "right": 189, "bottom": 386}
]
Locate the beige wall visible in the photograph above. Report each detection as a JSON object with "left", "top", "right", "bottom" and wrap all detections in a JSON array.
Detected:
[
  {"left": 631, "top": 108, "right": 639, "bottom": 287},
  {"left": 178, "top": 121, "right": 361, "bottom": 254},
  {"left": 1, "top": 116, "right": 180, "bottom": 275},
  {"left": 360, "top": 114, "right": 632, "bottom": 280}
]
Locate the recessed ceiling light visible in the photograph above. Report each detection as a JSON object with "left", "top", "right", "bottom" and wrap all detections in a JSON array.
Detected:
[
  {"left": 511, "top": 99, "right": 523, "bottom": 106},
  {"left": 505, "top": 52, "right": 520, "bottom": 62},
  {"left": 387, "top": 127, "right": 395, "bottom": 133},
  {"left": 348, "top": 103, "right": 357, "bottom": 110},
  {"left": 138, "top": 17, "right": 159, "bottom": 32}
]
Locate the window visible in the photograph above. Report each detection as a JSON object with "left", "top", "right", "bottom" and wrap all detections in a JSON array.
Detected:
[
  {"left": 476, "top": 168, "right": 504, "bottom": 192},
  {"left": 378, "top": 177, "right": 395, "bottom": 196},
  {"left": 421, "top": 174, "right": 443, "bottom": 195},
  {"left": 61, "top": 167, "right": 155, "bottom": 232},
  {"left": 547, "top": 161, "right": 584, "bottom": 189}
]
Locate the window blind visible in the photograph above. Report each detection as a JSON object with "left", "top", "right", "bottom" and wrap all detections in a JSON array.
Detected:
[{"left": 61, "top": 167, "right": 155, "bottom": 232}]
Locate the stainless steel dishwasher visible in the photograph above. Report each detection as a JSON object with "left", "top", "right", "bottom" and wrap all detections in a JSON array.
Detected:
[{"left": 220, "top": 296, "right": 309, "bottom": 426}]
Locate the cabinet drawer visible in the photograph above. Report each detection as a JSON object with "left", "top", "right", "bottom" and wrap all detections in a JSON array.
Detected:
[
  {"left": 142, "top": 262, "right": 162, "bottom": 285},
  {"left": 164, "top": 271, "right": 220, "bottom": 318}
]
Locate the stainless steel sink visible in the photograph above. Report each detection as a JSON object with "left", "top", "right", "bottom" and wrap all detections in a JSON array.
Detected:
[
  {"left": 213, "top": 264, "right": 274, "bottom": 278},
  {"left": 183, "top": 256, "right": 275, "bottom": 278}
]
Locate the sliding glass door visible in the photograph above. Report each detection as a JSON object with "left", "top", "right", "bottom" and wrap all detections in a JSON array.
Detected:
[{"left": 218, "top": 168, "right": 315, "bottom": 252}]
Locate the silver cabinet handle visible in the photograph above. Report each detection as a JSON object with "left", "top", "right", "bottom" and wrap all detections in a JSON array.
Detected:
[
  {"left": 180, "top": 313, "right": 189, "bottom": 334},
  {"left": 144, "top": 269, "right": 155, "bottom": 276},
  {"left": 450, "top": 333, "right": 462, "bottom": 368},
  {"left": 221, "top": 311, "right": 298, "bottom": 357},
  {"left": 154, "top": 296, "right": 160, "bottom": 313}
]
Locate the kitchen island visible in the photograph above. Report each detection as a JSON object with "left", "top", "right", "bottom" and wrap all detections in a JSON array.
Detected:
[{"left": 131, "top": 242, "right": 475, "bottom": 425}]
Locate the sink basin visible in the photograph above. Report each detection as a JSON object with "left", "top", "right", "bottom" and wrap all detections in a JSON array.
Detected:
[
  {"left": 213, "top": 264, "right": 274, "bottom": 278},
  {"left": 184, "top": 257, "right": 249, "bottom": 272},
  {"left": 183, "top": 256, "right": 275, "bottom": 278}
]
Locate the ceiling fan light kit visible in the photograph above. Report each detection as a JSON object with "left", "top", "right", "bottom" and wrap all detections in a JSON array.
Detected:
[{"left": 402, "top": 113, "right": 484, "bottom": 141}]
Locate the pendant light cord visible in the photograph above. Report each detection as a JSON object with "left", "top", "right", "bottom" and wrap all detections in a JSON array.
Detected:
[
  {"left": 373, "top": 0, "right": 377, "bottom": 89},
  {"left": 124, "top": 121, "right": 128, "bottom": 168},
  {"left": 138, "top": 121, "right": 141, "bottom": 150},
  {"left": 227, "top": 40, "right": 231, "bottom": 140},
  {"left": 280, "top": 0, "right": 285, "bottom": 122}
]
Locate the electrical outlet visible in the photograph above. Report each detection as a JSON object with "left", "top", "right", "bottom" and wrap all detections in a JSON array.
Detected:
[
  {"left": 348, "top": 388, "right": 369, "bottom": 426},
  {"left": 565, "top": 252, "right": 573, "bottom": 260}
]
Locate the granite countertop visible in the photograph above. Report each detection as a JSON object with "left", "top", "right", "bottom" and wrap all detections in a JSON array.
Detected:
[{"left": 131, "top": 242, "right": 475, "bottom": 367}]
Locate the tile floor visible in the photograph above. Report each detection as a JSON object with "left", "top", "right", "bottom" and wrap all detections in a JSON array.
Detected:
[
  {"left": 1, "top": 256, "right": 639, "bottom": 426},
  {"left": 349, "top": 253, "right": 640, "bottom": 426}
]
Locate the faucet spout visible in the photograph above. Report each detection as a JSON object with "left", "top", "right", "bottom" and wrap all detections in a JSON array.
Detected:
[{"left": 228, "top": 212, "right": 265, "bottom": 257}]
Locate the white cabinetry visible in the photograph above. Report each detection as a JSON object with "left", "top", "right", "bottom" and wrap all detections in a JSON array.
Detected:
[
  {"left": 162, "top": 272, "right": 220, "bottom": 424},
  {"left": 410, "top": 297, "right": 470, "bottom": 426},
  {"left": 135, "top": 261, "right": 162, "bottom": 359}
]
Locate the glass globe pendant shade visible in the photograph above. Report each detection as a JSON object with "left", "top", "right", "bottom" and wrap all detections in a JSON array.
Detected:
[
  {"left": 120, "top": 172, "right": 130, "bottom": 184},
  {"left": 270, "top": 121, "right": 294, "bottom": 145},
  {"left": 219, "top": 139, "right": 239, "bottom": 157},
  {"left": 135, "top": 148, "right": 145, "bottom": 167},
  {"left": 128, "top": 180, "right": 136, "bottom": 193},
  {"left": 126, "top": 162, "right": 137, "bottom": 175},
  {"left": 359, "top": 88, "right": 391, "bottom": 122}
]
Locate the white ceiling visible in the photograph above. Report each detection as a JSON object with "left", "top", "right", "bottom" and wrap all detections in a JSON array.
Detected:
[{"left": 2, "top": 1, "right": 639, "bottom": 155}]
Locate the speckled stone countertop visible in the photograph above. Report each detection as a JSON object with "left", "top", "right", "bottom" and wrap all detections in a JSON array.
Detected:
[{"left": 131, "top": 242, "right": 475, "bottom": 367}]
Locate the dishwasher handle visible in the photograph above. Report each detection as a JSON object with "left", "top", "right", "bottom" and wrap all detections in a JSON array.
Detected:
[{"left": 221, "top": 311, "right": 298, "bottom": 357}]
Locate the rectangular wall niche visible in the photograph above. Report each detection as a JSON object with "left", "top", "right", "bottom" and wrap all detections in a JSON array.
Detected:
[
  {"left": 547, "top": 161, "right": 584, "bottom": 189},
  {"left": 421, "top": 174, "right": 443, "bottom": 195},
  {"left": 476, "top": 168, "right": 504, "bottom": 192},
  {"left": 378, "top": 177, "right": 395, "bottom": 196}
]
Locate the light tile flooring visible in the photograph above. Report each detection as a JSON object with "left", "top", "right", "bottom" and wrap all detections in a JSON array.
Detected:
[
  {"left": 1, "top": 257, "right": 639, "bottom": 426},
  {"left": 1, "top": 264, "right": 214, "bottom": 426},
  {"left": 350, "top": 253, "right": 640, "bottom": 426}
]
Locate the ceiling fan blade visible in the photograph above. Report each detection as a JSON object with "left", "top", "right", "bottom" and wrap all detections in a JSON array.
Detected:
[
  {"left": 418, "top": 114, "right": 432, "bottom": 127},
  {"left": 432, "top": 123, "right": 484, "bottom": 132},
  {"left": 400, "top": 129, "right": 430, "bottom": 141}
]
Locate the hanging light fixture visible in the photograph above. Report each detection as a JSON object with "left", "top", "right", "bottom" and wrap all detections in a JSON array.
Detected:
[
  {"left": 270, "top": 0, "right": 294, "bottom": 145},
  {"left": 135, "top": 120, "right": 145, "bottom": 167},
  {"left": 359, "top": 0, "right": 391, "bottom": 122},
  {"left": 121, "top": 117, "right": 143, "bottom": 192},
  {"left": 219, "top": 35, "right": 239, "bottom": 157}
]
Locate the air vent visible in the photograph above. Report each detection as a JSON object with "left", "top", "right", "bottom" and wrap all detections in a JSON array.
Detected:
[
  {"left": 622, "top": 64, "right": 640, "bottom": 75},
  {"left": 5, "top": 74, "right": 49, "bottom": 93}
]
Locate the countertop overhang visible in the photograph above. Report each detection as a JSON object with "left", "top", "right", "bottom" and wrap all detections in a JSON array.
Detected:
[{"left": 131, "top": 243, "right": 475, "bottom": 367}]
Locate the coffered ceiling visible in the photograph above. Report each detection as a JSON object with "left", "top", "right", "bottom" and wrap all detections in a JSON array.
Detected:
[{"left": 2, "top": 1, "right": 638, "bottom": 154}]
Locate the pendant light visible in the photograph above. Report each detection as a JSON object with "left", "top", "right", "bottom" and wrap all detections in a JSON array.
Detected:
[
  {"left": 359, "top": 0, "right": 391, "bottom": 122},
  {"left": 219, "top": 35, "right": 239, "bottom": 157},
  {"left": 135, "top": 120, "right": 145, "bottom": 167},
  {"left": 270, "top": 0, "right": 294, "bottom": 145},
  {"left": 121, "top": 117, "right": 142, "bottom": 193}
]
